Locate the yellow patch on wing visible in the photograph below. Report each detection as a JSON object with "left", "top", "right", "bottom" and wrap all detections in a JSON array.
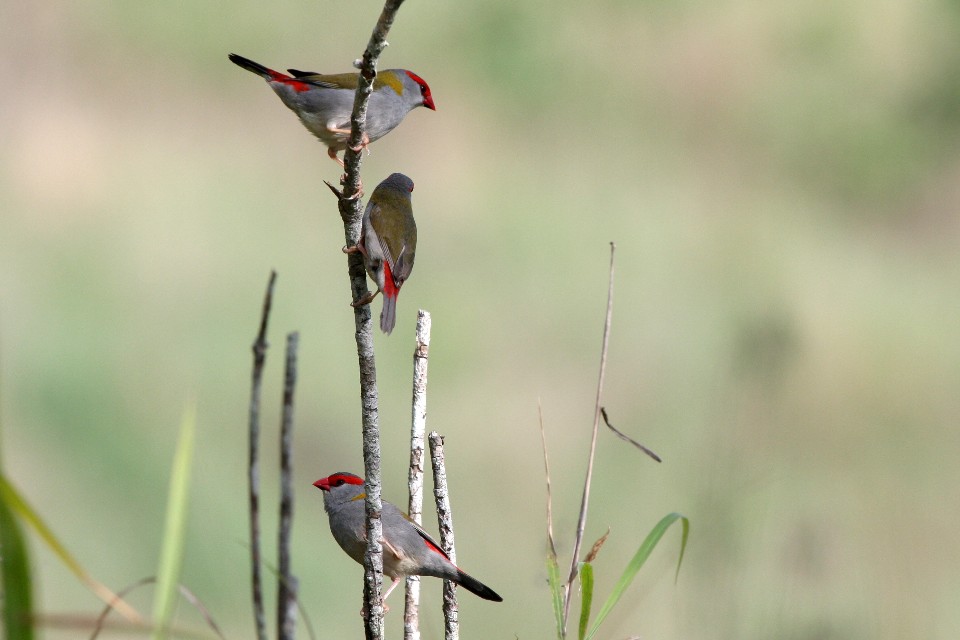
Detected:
[
  {"left": 350, "top": 493, "right": 367, "bottom": 502},
  {"left": 376, "top": 72, "right": 404, "bottom": 96}
]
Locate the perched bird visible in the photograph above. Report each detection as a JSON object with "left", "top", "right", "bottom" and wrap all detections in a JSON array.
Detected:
[
  {"left": 314, "top": 472, "right": 503, "bottom": 604},
  {"left": 344, "top": 172, "right": 417, "bottom": 334},
  {"left": 228, "top": 53, "right": 435, "bottom": 165}
]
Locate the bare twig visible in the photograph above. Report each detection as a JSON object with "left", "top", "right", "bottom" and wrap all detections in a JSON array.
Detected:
[
  {"left": 538, "top": 399, "right": 558, "bottom": 560},
  {"left": 339, "top": 0, "right": 408, "bottom": 201},
  {"left": 278, "top": 331, "right": 299, "bottom": 640},
  {"left": 428, "top": 433, "right": 459, "bottom": 640},
  {"left": 248, "top": 270, "right": 276, "bottom": 640},
  {"left": 562, "top": 243, "right": 616, "bottom": 631},
  {"left": 330, "top": 4, "right": 413, "bottom": 637},
  {"left": 404, "top": 310, "right": 431, "bottom": 640},
  {"left": 600, "top": 407, "right": 661, "bottom": 463}
]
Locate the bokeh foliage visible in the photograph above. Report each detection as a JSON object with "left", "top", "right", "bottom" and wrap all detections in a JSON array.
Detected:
[{"left": 2, "top": 0, "right": 959, "bottom": 637}]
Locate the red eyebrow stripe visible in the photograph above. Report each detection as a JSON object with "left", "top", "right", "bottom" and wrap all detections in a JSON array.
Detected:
[{"left": 404, "top": 70, "right": 422, "bottom": 84}]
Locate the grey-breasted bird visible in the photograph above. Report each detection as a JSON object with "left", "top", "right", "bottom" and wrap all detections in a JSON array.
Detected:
[
  {"left": 314, "top": 472, "right": 503, "bottom": 603},
  {"left": 228, "top": 53, "right": 435, "bottom": 166}
]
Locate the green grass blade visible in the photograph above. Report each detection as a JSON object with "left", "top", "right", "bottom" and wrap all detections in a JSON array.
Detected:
[
  {"left": 585, "top": 512, "right": 689, "bottom": 640},
  {"left": 0, "top": 488, "right": 33, "bottom": 640},
  {"left": 577, "top": 562, "right": 594, "bottom": 640},
  {"left": 0, "top": 474, "right": 142, "bottom": 621},
  {"left": 546, "top": 553, "right": 565, "bottom": 639},
  {"left": 1, "top": 473, "right": 89, "bottom": 586},
  {"left": 150, "top": 405, "right": 197, "bottom": 640}
]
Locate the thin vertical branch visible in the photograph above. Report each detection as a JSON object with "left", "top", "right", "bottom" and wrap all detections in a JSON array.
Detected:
[
  {"left": 278, "top": 331, "right": 299, "bottom": 640},
  {"left": 339, "top": 0, "right": 408, "bottom": 201},
  {"left": 428, "top": 433, "right": 459, "bottom": 640},
  {"left": 329, "top": 3, "right": 410, "bottom": 638},
  {"left": 562, "top": 243, "right": 616, "bottom": 631},
  {"left": 404, "top": 310, "right": 431, "bottom": 640},
  {"left": 248, "top": 270, "right": 276, "bottom": 640}
]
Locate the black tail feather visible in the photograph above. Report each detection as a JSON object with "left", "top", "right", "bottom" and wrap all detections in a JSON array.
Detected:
[
  {"left": 455, "top": 569, "right": 502, "bottom": 602},
  {"left": 228, "top": 53, "right": 272, "bottom": 78},
  {"left": 287, "top": 68, "right": 320, "bottom": 78}
]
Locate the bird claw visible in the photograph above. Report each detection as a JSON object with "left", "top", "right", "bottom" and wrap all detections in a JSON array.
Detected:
[
  {"left": 349, "top": 133, "right": 372, "bottom": 155},
  {"left": 328, "top": 146, "right": 346, "bottom": 168},
  {"left": 338, "top": 173, "right": 364, "bottom": 199},
  {"left": 350, "top": 290, "right": 379, "bottom": 307}
]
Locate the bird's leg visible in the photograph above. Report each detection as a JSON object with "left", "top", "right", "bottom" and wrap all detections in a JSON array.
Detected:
[
  {"left": 382, "top": 577, "right": 402, "bottom": 602},
  {"left": 349, "top": 132, "right": 372, "bottom": 155},
  {"left": 341, "top": 244, "right": 377, "bottom": 306},
  {"left": 327, "top": 146, "right": 346, "bottom": 168},
  {"left": 341, "top": 240, "right": 367, "bottom": 257},
  {"left": 358, "top": 577, "right": 400, "bottom": 618},
  {"left": 328, "top": 127, "right": 371, "bottom": 155},
  {"left": 350, "top": 288, "right": 380, "bottom": 307},
  {"left": 337, "top": 167, "right": 363, "bottom": 200}
]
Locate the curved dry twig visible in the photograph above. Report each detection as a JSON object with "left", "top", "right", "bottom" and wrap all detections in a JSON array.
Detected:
[{"left": 89, "top": 576, "right": 226, "bottom": 640}]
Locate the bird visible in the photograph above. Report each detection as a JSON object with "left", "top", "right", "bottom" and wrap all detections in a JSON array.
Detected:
[
  {"left": 343, "top": 172, "right": 417, "bottom": 334},
  {"left": 314, "top": 472, "right": 503, "bottom": 604},
  {"left": 228, "top": 53, "right": 435, "bottom": 166}
]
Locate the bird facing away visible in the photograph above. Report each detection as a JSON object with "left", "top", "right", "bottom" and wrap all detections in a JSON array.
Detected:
[{"left": 344, "top": 172, "right": 417, "bottom": 334}]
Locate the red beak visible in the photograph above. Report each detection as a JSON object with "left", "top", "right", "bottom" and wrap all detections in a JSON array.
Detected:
[{"left": 313, "top": 478, "right": 331, "bottom": 491}]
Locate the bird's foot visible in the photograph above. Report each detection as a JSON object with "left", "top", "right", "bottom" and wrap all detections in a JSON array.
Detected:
[
  {"left": 328, "top": 146, "right": 346, "bottom": 168},
  {"left": 350, "top": 289, "right": 379, "bottom": 308},
  {"left": 349, "top": 133, "right": 371, "bottom": 155},
  {"left": 338, "top": 173, "right": 363, "bottom": 199}
]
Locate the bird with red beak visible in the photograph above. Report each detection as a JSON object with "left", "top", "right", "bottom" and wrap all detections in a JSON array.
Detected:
[
  {"left": 229, "top": 53, "right": 436, "bottom": 166},
  {"left": 314, "top": 472, "right": 503, "bottom": 604}
]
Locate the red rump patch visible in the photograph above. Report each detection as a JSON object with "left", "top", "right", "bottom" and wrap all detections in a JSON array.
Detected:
[
  {"left": 422, "top": 537, "right": 448, "bottom": 558},
  {"left": 267, "top": 69, "right": 311, "bottom": 93},
  {"left": 382, "top": 261, "right": 399, "bottom": 298}
]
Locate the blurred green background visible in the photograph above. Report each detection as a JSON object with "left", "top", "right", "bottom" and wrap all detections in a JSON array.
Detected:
[{"left": 3, "top": 0, "right": 959, "bottom": 637}]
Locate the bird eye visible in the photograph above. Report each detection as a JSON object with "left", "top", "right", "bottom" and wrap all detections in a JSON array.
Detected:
[{"left": 334, "top": 479, "right": 344, "bottom": 487}]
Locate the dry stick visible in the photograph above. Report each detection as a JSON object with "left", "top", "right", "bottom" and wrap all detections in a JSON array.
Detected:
[
  {"left": 404, "top": 310, "right": 432, "bottom": 640},
  {"left": 248, "top": 270, "right": 276, "bottom": 640},
  {"left": 600, "top": 407, "right": 661, "bottom": 463},
  {"left": 327, "top": 3, "right": 411, "bottom": 637},
  {"left": 278, "top": 331, "right": 300, "bottom": 640},
  {"left": 428, "top": 433, "right": 459, "bottom": 640},
  {"left": 561, "top": 243, "right": 616, "bottom": 632},
  {"left": 538, "top": 399, "right": 558, "bottom": 561}
]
